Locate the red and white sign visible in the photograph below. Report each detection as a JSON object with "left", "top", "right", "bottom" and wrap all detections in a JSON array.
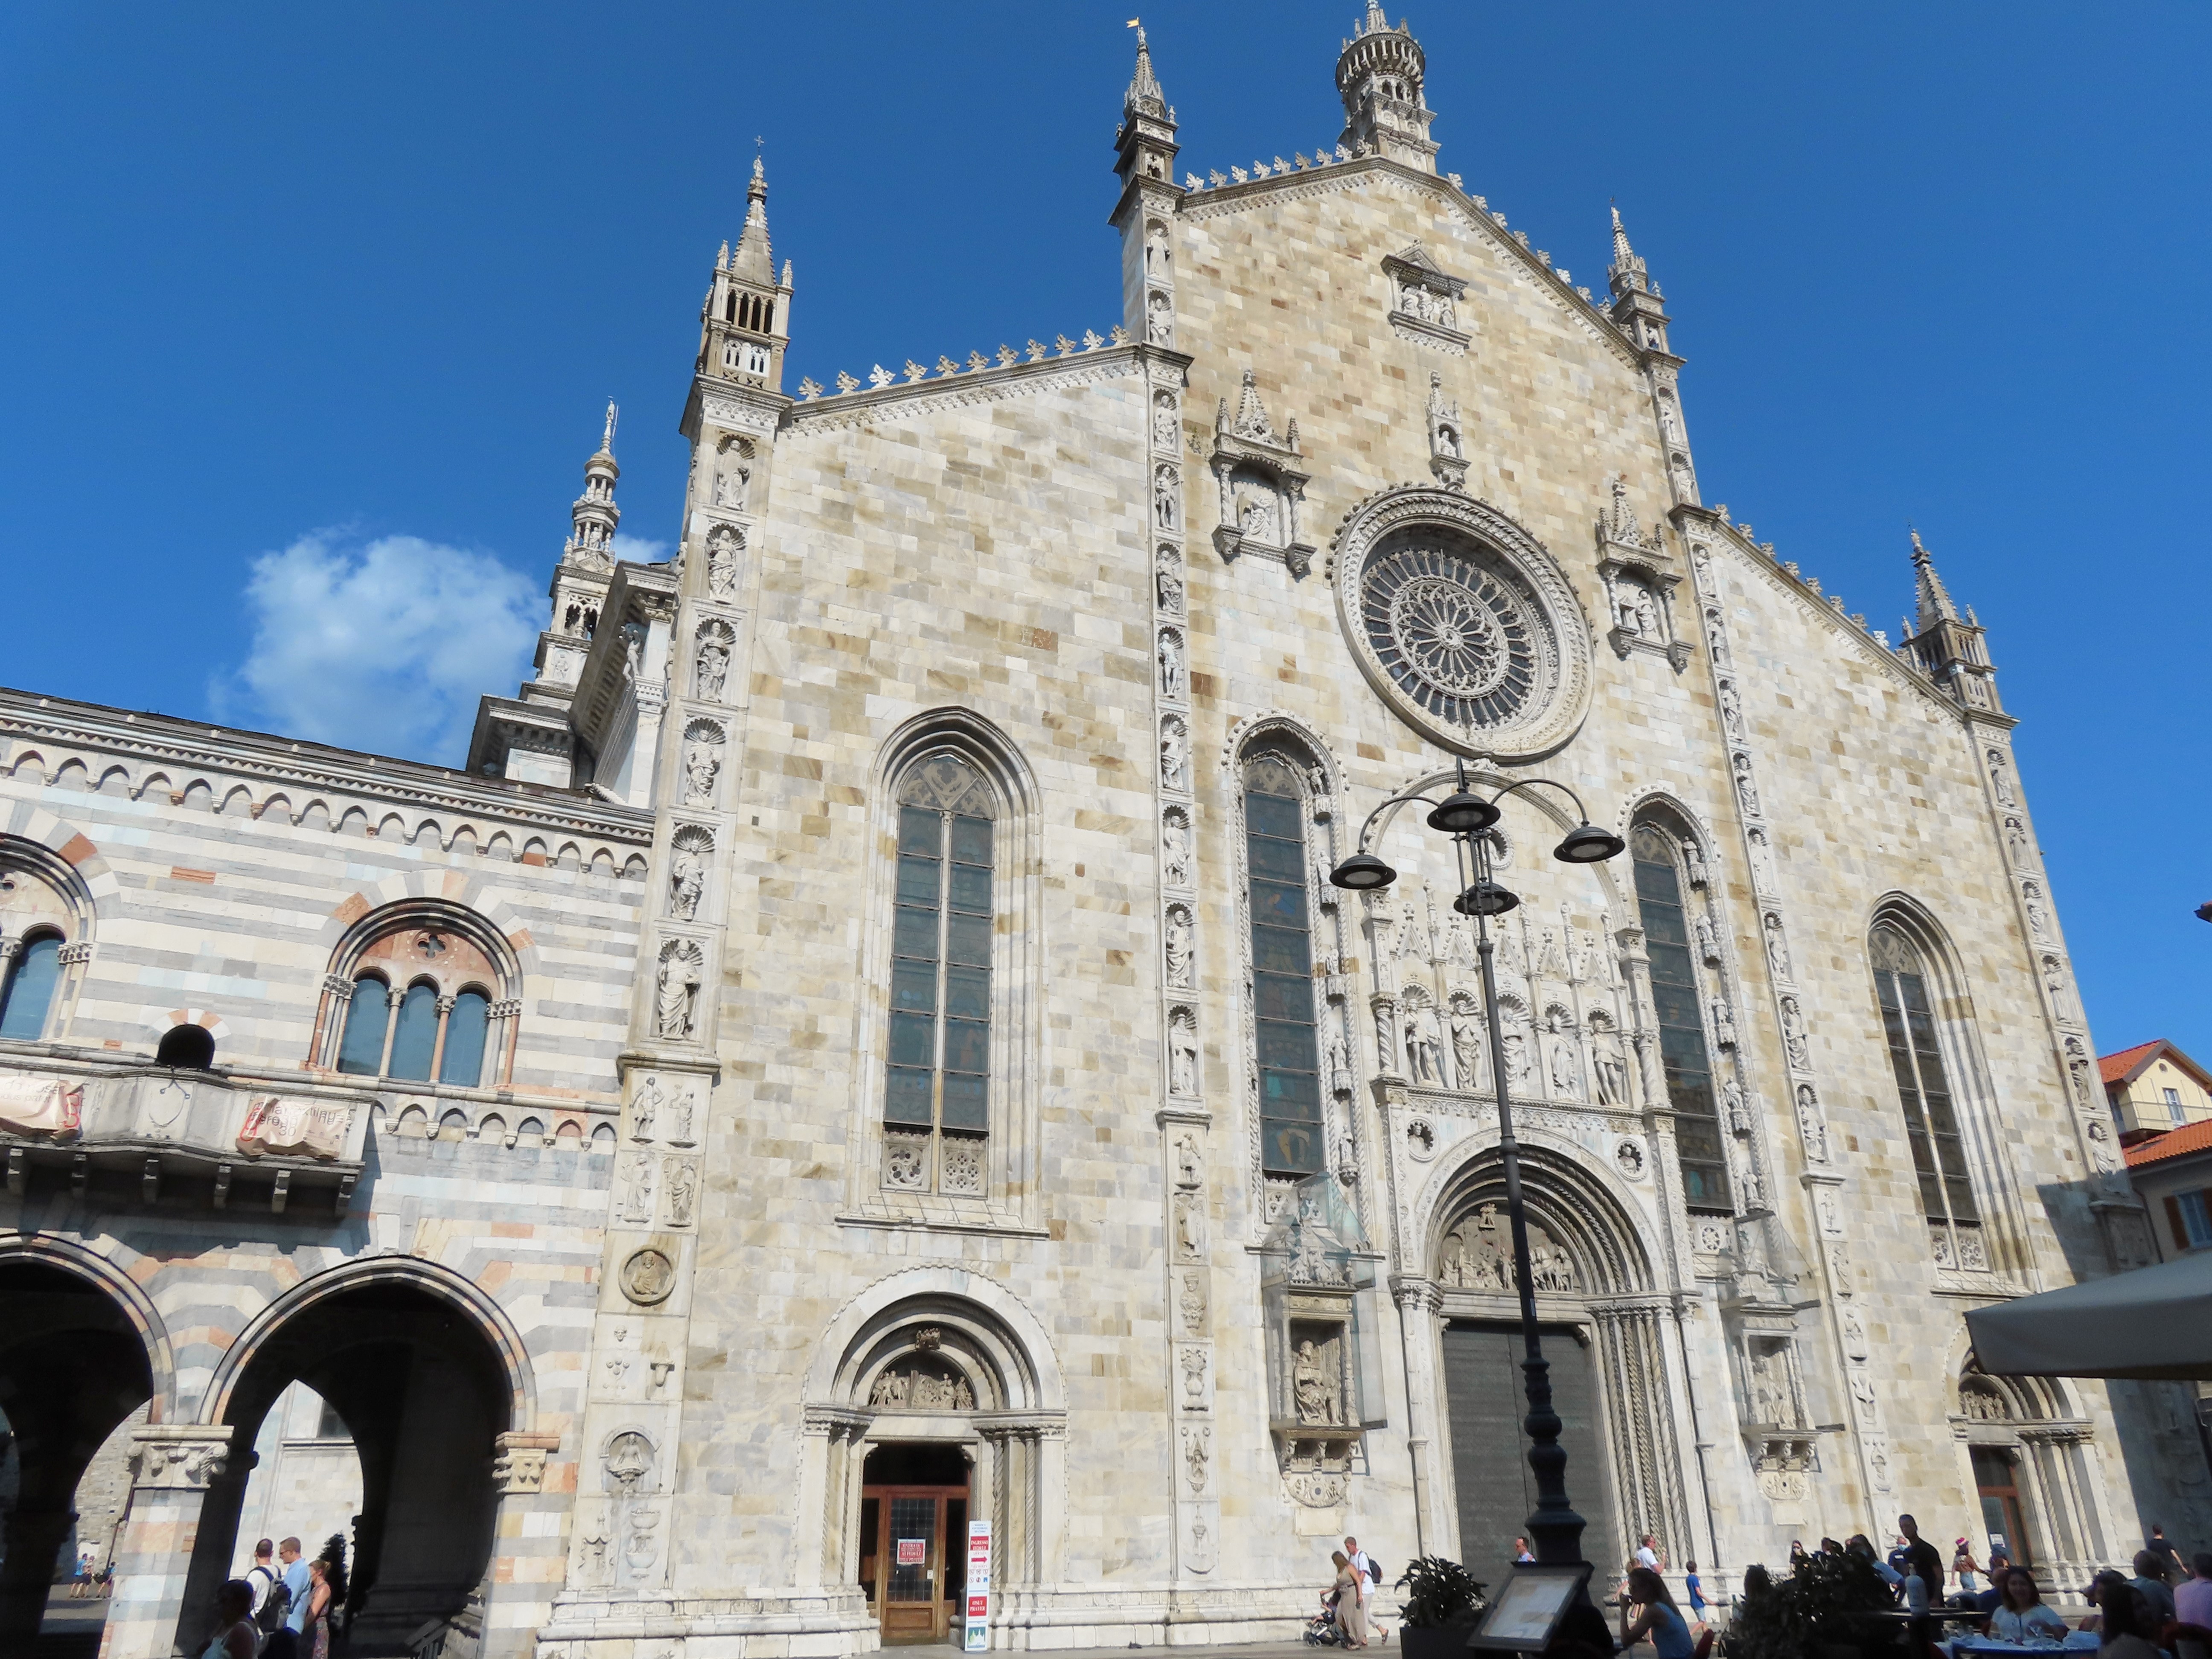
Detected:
[
  {"left": 0, "top": 1074, "right": 82, "bottom": 1140},
  {"left": 964, "top": 1519, "right": 992, "bottom": 1651},
  {"left": 896, "top": 1538, "right": 926, "bottom": 1566}
]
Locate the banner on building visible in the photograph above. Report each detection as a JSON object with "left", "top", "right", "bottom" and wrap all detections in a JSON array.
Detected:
[
  {"left": 236, "top": 1095, "right": 348, "bottom": 1160},
  {"left": 0, "top": 1074, "right": 83, "bottom": 1140},
  {"left": 964, "top": 1518, "right": 992, "bottom": 1651}
]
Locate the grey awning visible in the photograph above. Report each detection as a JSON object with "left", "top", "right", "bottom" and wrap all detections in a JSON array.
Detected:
[{"left": 1965, "top": 1250, "right": 2212, "bottom": 1381}]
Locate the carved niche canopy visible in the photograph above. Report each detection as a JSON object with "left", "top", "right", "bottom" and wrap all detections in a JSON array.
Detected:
[
  {"left": 1209, "top": 370, "right": 1316, "bottom": 576},
  {"left": 1382, "top": 243, "right": 1471, "bottom": 355},
  {"left": 1594, "top": 479, "right": 1689, "bottom": 672}
]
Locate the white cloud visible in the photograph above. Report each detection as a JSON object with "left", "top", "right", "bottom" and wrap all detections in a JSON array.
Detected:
[
  {"left": 611, "top": 532, "right": 670, "bottom": 564},
  {"left": 212, "top": 530, "right": 541, "bottom": 765}
]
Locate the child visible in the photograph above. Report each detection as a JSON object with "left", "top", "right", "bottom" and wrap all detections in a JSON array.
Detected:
[{"left": 1685, "top": 1561, "right": 1707, "bottom": 1623}]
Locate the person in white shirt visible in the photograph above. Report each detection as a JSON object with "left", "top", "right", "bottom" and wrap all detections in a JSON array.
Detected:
[
  {"left": 244, "top": 1540, "right": 279, "bottom": 1619},
  {"left": 1635, "top": 1535, "right": 1664, "bottom": 1573},
  {"left": 1344, "top": 1537, "right": 1380, "bottom": 1589},
  {"left": 1986, "top": 1568, "right": 2069, "bottom": 1644}
]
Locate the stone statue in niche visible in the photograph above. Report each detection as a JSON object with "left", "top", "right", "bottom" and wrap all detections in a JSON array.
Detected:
[
  {"left": 1292, "top": 1338, "right": 1342, "bottom": 1426},
  {"left": 1747, "top": 827, "right": 1778, "bottom": 892},
  {"left": 1146, "top": 221, "right": 1170, "bottom": 274},
  {"left": 1723, "top": 1076, "right": 1750, "bottom": 1133},
  {"left": 1168, "top": 1007, "right": 1199, "bottom": 1097},
  {"left": 1162, "top": 810, "right": 1192, "bottom": 889},
  {"left": 1174, "top": 1133, "right": 1202, "bottom": 1188},
  {"left": 1235, "top": 483, "right": 1278, "bottom": 544},
  {"left": 1695, "top": 913, "right": 1721, "bottom": 965},
  {"left": 1404, "top": 1004, "right": 1444, "bottom": 1084},
  {"left": 1840, "top": 1304, "right": 1868, "bottom": 1360},
  {"left": 1147, "top": 290, "right": 1174, "bottom": 345},
  {"left": 1592, "top": 1031, "right": 1629, "bottom": 1107},
  {"left": 1164, "top": 904, "right": 1194, "bottom": 988},
  {"left": 1159, "top": 629, "right": 1185, "bottom": 699},
  {"left": 603, "top": 1429, "right": 655, "bottom": 1494},
  {"left": 1173, "top": 1189, "right": 1206, "bottom": 1260},
  {"left": 1179, "top": 1270, "right": 1208, "bottom": 1333},
  {"left": 620, "top": 622, "right": 646, "bottom": 684},
  {"left": 654, "top": 942, "right": 703, "bottom": 1039},
  {"left": 1152, "top": 391, "right": 1178, "bottom": 451},
  {"left": 1796, "top": 1083, "right": 1829, "bottom": 1162},
  {"left": 1987, "top": 748, "right": 2017, "bottom": 807},
  {"left": 1159, "top": 718, "right": 1190, "bottom": 792},
  {"left": 694, "top": 629, "right": 731, "bottom": 702},
  {"left": 1503, "top": 1029, "right": 1531, "bottom": 1091},
  {"left": 1705, "top": 609, "right": 1729, "bottom": 667},
  {"left": 712, "top": 464, "right": 747, "bottom": 510},
  {"left": 1449, "top": 1001, "right": 1484, "bottom": 1091},
  {"left": 681, "top": 739, "right": 720, "bottom": 807},
  {"left": 1549, "top": 1036, "right": 1581, "bottom": 1100},
  {"left": 1154, "top": 465, "right": 1180, "bottom": 530},
  {"left": 2023, "top": 882, "right": 2053, "bottom": 942},
  {"left": 666, "top": 840, "right": 707, "bottom": 922},
  {"left": 616, "top": 1150, "right": 655, "bottom": 1223},
  {"left": 1780, "top": 995, "right": 1809, "bottom": 1071},
  {"left": 1732, "top": 1139, "right": 1765, "bottom": 1211},
  {"left": 2003, "top": 816, "right": 2029, "bottom": 864},
  {"left": 705, "top": 524, "right": 743, "bottom": 600},
  {"left": 1719, "top": 679, "right": 1743, "bottom": 739},
  {"left": 663, "top": 1156, "right": 697, "bottom": 1226},
  {"left": 1710, "top": 997, "right": 1738, "bottom": 1048},
  {"left": 1733, "top": 755, "right": 1761, "bottom": 819},
  {"left": 666, "top": 1084, "right": 696, "bottom": 1146},
  {"left": 1156, "top": 551, "right": 1185, "bottom": 615},
  {"left": 1764, "top": 913, "right": 1792, "bottom": 982},
  {"left": 631, "top": 1074, "right": 663, "bottom": 1141}
]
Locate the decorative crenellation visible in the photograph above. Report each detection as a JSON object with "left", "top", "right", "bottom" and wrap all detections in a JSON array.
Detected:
[{"left": 795, "top": 331, "right": 1126, "bottom": 402}]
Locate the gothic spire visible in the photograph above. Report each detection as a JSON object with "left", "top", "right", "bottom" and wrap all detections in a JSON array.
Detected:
[
  {"left": 595, "top": 400, "right": 618, "bottom": 463},
  {"left": 732, "top": 154, "right": 774, "bottom": 285},
  {"left": 569, "top": 406, "right": 621, "bottom": 567},
  {"left": 1607, "top": 205, "right": 1648, "bottom": 297},
  {"left": 1336, "top": 5, "right": 1435, "bottom": 171},
  {"left": 1910, "top": 528, "right": 1960, "bottom": 629},
  {"left": 1124, "top": 23, "right": 1167, "bottom": 117}
]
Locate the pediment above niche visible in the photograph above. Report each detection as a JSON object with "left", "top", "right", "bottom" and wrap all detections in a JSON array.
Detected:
[
  {"left": 1208, "top": 370, "right": 1316, "bottom": 576},
  {"left": 1383, "top": 242, "right": 1471, "bottom": 355}
]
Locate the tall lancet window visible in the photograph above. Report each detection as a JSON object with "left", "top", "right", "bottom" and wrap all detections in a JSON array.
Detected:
[
  {"left": 885, "top": 755, "right": 996, "bottom": 1190},
  {"left": 1244, "top": 754, "right": 1323, "bottom": 1178},
  {"left": 1630, "top": 825, "right": 1731, "bottom": 1211},
  {"left": 1871, "top": 925, "right": 1979, "bottom": 1227}
]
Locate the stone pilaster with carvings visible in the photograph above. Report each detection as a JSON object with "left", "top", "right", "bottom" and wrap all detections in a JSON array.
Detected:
[
  {"left": 1679, "top": 519, "right": 1895, "bottom": 1514},
  {"left": 1112, "top": 26, "right": 1184, "bottom": 352}
]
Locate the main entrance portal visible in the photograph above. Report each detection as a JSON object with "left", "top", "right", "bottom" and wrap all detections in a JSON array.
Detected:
[
  {"left": 858, "top": 1443, "right": 969, "bottom": 1644},
  {"left": 1441, "top": 1322, "right": 1619, "bottom": 1593}
]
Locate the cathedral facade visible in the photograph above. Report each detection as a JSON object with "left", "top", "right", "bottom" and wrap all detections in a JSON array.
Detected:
[{"left": 3, "top": 12, "right": 2202, "bottom": 1658}]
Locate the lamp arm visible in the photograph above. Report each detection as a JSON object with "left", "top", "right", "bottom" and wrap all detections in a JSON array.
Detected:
[
  {"left": 1485, "top": 776, "right": 1596, "bottom": 824},
  {"left": 1351, "top": 792, "right": 1444, "bottom": 854}
]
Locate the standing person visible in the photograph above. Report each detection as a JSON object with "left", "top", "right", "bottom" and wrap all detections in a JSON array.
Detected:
[
  {"left": 69, "top": 1550, "right": 94, "bottom": 1598},
  {"left": 244, "top": 1539, "right": 280, "bottom": 1623},
  {"left": 265, "top": 1536, "right": 311, "bottom": 1659},
  {"left": 1330, "top": 1550, "right": 1371, "bottom": 1649},
  {"left": 1683, "top": 1561, "right": 1707, "bottom": 1623},
  {"left": 2127, "top": 1551, "right": 2177, "bottom": 1625},
  {"left": 2094, "top": 1577, "right": 2163, "bottom": 1659},
  {"left": 1345, "top": 1537, "right": 1380, "bottom": 1590},
  {"left": 1635, "top": 1534, "right": 1665, "bottom": 1572},
  {"left": 1513, "top": 1538, "right": 1536, "bottom": 1564},
  {"left": 200, "top": 1580, "right": 259, "bottom": 1659},
  {"left": 1896, "top": 1515, "right": 1947, "bottom": 1604},
  {"left": 1618, "top": 1566, "right": 1695, "bottom": 1659},
  {"left": 301, "top": 1558, "right": 336, "bottom": 1659},
  {"left": 2175, "top": 1553, "right": 2212, "bottom": 1628},
  {"left": 2147, "top": 1526, "right": 2187, "bottom": 1585}
]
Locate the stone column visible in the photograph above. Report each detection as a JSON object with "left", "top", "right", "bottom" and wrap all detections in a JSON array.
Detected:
[
  {"left": 102, "top": 1426, "right": 236, "bottom": 1659},
  {"left": 1614, "top": 926, "right": 1661, "bottom": 1112},
  {"left": 1390, "top": 1278, "right": 1447, "bottom": 1557},
  {"left": 795, "top": 1408, "right": 872, "bottom": 1589}
]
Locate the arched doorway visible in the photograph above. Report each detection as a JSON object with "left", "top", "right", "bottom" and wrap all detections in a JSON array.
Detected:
[
  {"left": 1424, "top": 1145, "right": 1687, "bottom": 1590},
  {"left": 809, "top": 1281, "right": 1066, "bottom": 1647},
  {"left": 1954, "top": 1361, "right": 2110, "bottom": 1592},
  {"left": 181, "top": 1271, "right": 521, "bottom": 1653},
  {"left": 0, "top": 1255, "right": 158, "bottom": 1650}
]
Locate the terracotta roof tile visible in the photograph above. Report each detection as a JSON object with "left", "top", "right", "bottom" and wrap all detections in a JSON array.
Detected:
[
  {"left": 2101, "top": 1040, "right": 2163, "bottom": 1086},
  {"left": 2125, "top": 1116, "right": 2212, "bottom": 1169}
]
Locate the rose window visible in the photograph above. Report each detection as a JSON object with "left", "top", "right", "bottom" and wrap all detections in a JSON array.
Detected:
[{"left": 1361, "top": 539, "right": 1545, "bottom": 730}]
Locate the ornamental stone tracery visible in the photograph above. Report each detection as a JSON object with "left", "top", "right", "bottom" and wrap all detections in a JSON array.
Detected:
[{"left": 1331, "top": 489, "right": 1591, "bottom": 760}]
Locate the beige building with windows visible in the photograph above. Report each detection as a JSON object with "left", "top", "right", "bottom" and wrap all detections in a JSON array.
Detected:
[
  {"left": 2103, "top": 1039, "right": 2212, "bottom": 1140},
  {"left": 2, "top": 12, "right": 2204, "bottom": 1658}
]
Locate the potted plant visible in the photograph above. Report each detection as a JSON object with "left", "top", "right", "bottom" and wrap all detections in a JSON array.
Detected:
[
  {"left": 1393, "top": 1556, "right": 1488, "bottom": 1659},
  {"left": 1720, "top": 1551, "right": 1896, "bottom": 1659}
]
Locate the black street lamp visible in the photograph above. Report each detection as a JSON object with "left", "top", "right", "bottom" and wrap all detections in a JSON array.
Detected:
[{"left": 1328, "top": 761, "right": 1625, "bottom": 1572}]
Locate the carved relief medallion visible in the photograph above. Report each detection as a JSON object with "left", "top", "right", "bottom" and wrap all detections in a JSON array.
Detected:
[{"left": 618, "top": 1247, "right": 676, "bottom": 1305}]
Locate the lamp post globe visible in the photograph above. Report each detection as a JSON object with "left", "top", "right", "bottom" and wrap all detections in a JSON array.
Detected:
[
  {"left": 1426, "top": 791, "right": 1500, "bottom": 835},
  {"left": 1552, "top": 822, "right": 1627, "bottom": 864},
  {"left": 1452, "top": 880, "right": 1519, "bottom": 918},
  {"left": 1327, "top": 851, "right": 1397, "bottom": 891}
]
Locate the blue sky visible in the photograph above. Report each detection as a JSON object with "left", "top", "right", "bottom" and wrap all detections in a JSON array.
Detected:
[{"left": 3, "top": 2, "right": 2207, "bottom": 1060}]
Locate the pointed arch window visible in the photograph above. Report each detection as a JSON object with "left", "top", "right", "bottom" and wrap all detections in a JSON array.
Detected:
[
  {"left": 1244, "top": 754, "right": 1324, "bottom": 1178},
  {"left": 1871, "top": 924, "right": 1979, "bottom": 1227},
  {"left": 885, "top": 755, "right": 997, "bottom": 1190},
  {"left": 1630, "top": 825, "right": 1731, "bottom": 1211}
]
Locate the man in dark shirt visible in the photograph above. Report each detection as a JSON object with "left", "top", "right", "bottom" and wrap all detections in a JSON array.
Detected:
[{"left": 1898, "top": 1515, "right": 1947, "bottom": 1602}]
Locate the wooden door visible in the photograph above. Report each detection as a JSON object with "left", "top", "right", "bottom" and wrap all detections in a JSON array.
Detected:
[{"left": 862, "top": 1484, "right": 967, "bottom": 1643}]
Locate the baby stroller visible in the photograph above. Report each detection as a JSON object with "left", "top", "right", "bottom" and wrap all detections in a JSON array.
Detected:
[{"left": 1304, "top": 1595, "right": 1350, "bottom": 1646}]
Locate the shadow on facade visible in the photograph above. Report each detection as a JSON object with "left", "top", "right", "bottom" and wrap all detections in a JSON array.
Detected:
[
  {"left": 180, "top": 1281, "right": 511, "bottom": 1655},
  {"left": 0, "top": 1261, "right": 153, "bottom": 1650}
]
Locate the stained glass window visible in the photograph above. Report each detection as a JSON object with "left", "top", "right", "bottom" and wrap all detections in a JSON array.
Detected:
[
  {"left": 1631, "top": 827, "right": 1731, "bottom": 1211},
  {"left": 1245, "top": 756, "right": 1323, "bottom": 1178},
  {"left": 1871, "top": 926, "right": 1978, "bottom": 1224}
]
